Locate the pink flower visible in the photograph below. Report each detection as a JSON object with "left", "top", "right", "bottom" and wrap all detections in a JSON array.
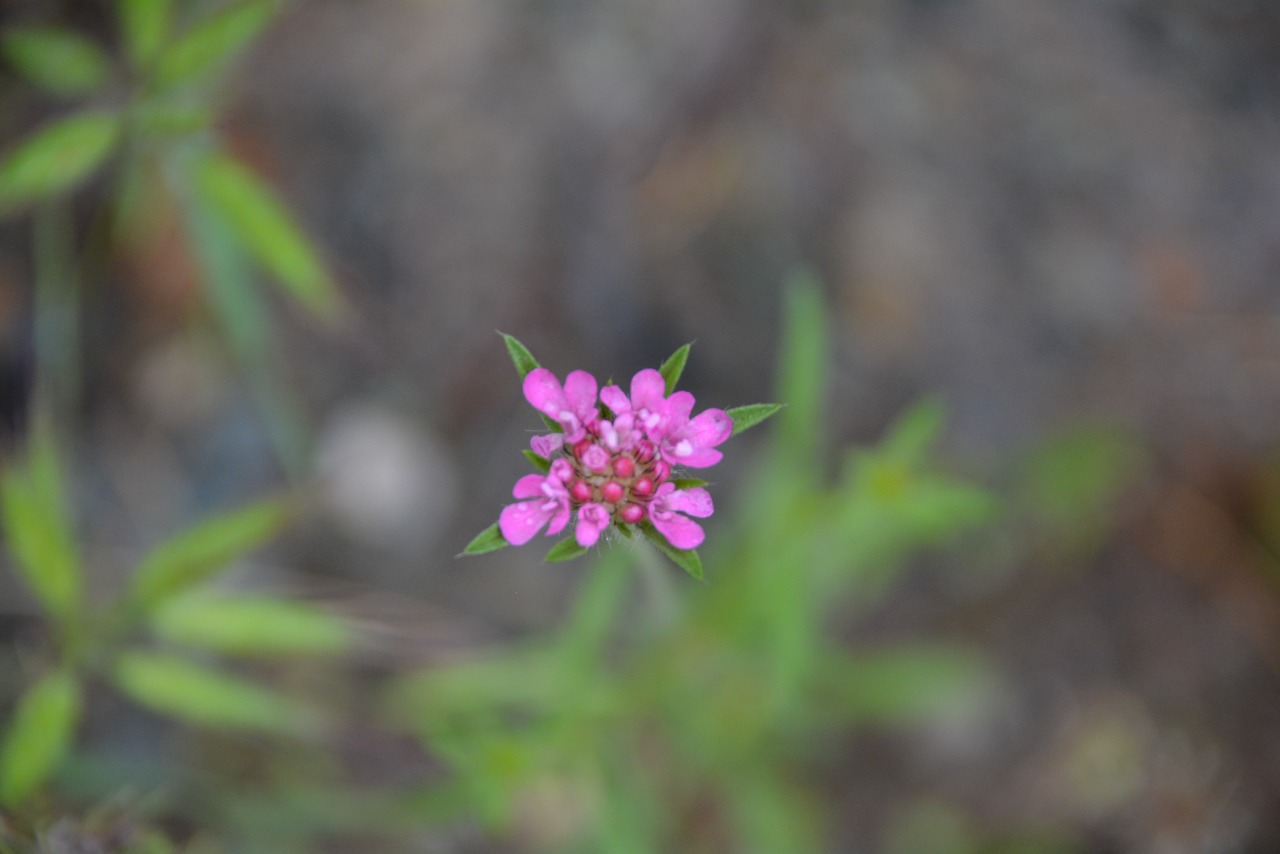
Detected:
[
  {"left": 575, "top": 502, "right": 611, "bottom": 547},
  {"left": 498, "top": 459, "right": 573, "bottom": 545},
  {"left": 653, "top": 392, "right": 732, "bottom": 469},
  {"left": 601, "top": 369, "right": 668, "bottom": 436},
  {"left": 648, "top": 483, "right": 714, "bottom": 550},
  {"left": 524, "top": 368, "right": 600, "bottom": 443}
]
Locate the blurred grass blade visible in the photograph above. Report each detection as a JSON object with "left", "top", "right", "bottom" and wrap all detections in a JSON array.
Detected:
[
  {"left": 639, "top": 522, "right": 703, "bottom": 580},
  {"left": 658, "top": 343, "right": 691, "bottom": 395},
  {"left": 128, "top": 500, "right": 288, "bottom": 609},
  {"left": 544, "top": 538, "right": 586, "bottom": 562},
  {"left": 113, "top": 651, "right": 320, "bottom": 734},
  {"left": 118, "top": 0, "right": 172, "bottom": 68},
  {"left": 194, "top": 151, "right": 339, "bottom": 320},
  {"left": 500, "top": 333, "right": 539, "bottom": 379},
  {"left": 726, "top": 403, "right": 783, "bottom": 437},
  {"left": 0, "top": 669, "right": 81, "bottom": 806},
  {"left": 829, "top": 645, "right": 991, "bottom": 724},
  {"left": 461, "top": 522, "right": 508, "bottom": 556},
  {"left": 774, "top": 271, "right": 826, "bottom": 482},
  {"left": 150, "top": 595, "right": 351, "bottom": 656},
  {"left": 1, "top": 29, "right": 111, "bottom": 97},
  {"left": 155, "top": 0, "right": 277, "bottom": 89},
  {"left": 0, "top": 112, "right": 121, "bottom": 215},
  {"left": 0, "top": 441, "right": 81, "bottom": 624},
  {"left": 881, "top": 397, "right": 946, "bottom": 465}
]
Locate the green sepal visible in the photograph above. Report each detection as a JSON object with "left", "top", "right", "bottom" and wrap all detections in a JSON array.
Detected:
[
  {"left": 658, "top": 343, "right": 692, "bottom": 395},
  {"left": 671, "top": 477, "right": 709, "bottom": 490},
  {"left": 522, "top": 449, "right": 551, "bottom": 473},
  {"left": 461, "top": 522, "right": 508, "bottom": 556},
  {"left": 544, "top": 538, "right": 587, "bottom": 562},
  {"left": 500, "top": 333, "right": 540, "bottom": 379},
  {"left": 726, "top": 403, "right": 784, "bottom": 437},
  {"left": 639, "top": 522, "right": 704, "bottom": 581}
]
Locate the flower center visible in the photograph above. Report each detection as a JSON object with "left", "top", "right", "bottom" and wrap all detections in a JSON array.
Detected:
[{"left": 563, "top": 435, "right": 670, "bottom": 521}]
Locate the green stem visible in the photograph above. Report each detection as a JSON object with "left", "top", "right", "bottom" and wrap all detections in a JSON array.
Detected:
[
  {"left": 32, "top": 200, "right": 80, "bottom": 438},
  {"left": 634, "top": 539, "right": 680, "bottom": 632}
]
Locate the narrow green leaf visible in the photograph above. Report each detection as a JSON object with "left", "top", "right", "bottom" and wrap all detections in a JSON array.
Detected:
[
  {"left": 113, "top": 652, "right": 319, "bottom": 735},
  {"left": 461, "top": 522, "right": 508, "bottom": 556},
  {"left": 194, "top": 151, "right": 339, "bottom": 320},
  {"left": 522, "top": 449, "right": 551, "bottom": 474},
  {"left": 1, "top": 28, "right": 111, "bottom": 97},
  {"left": 658, "top": 343, "right": 691, "bottom": 395},
  {"left": 500, "top": 333, "right": 540, "bottom": 379},
  {"left": 0, "top": 670, "right": 81, "bottom": 806},
  {"left": 118, "top": 0, "right": 172, "bottom": 68},
  {"left": 155, "top": 0, "right": 277, "bottom": 89},
  {"left": 671, "top": 477, "right": 708, "bottom": 490},
  {"left": 727, "top": 403, "right": 784, "bottom": 437},
  {"left": 639, "top": 522, "right": 703, "bottom": 580},
  {"left": 0, "top": 112, "right": 121, "bottom": 215},
  {"left": 150, "top": 595, "right": 351, "bottom": 656},
  {"left": 881, "top": 397, "right": 945, "bottom": 464},
  {"left": 776, "top": 271, "right": 827, "bottom": 481},
  {"left": 544, "top": 538, "right": 587, "bottom": 562},
  {"left": 128, "top": 500, "right": 289, "bottom": 610},
  {"left": 0, "top": 449, "right": 81, "bottom": 623}
]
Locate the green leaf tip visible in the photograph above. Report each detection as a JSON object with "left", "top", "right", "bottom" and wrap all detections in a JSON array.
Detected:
[
  {"left": 522, "top": 449, "right": 551, "bottom": 474},
  {"left": 461, "top": 522, "right": 508, "bottom": 556},
  {"left": 658, "top": 343, "right": 692, "bottom": 395},
  {"left": 727, "top": 403, "right": 784, "bottom": 437},
  {"left": 639, "top": 523, "right": 704, "bottom": 581},
  {"left": 500, "top": 332, "right": 540, "bottom": 379},
  {"left": 544, "top": 538, "right": 587, "bottom": 563},
  {"left": 671, "top": 477, "right": 709, "bottom": 490}
]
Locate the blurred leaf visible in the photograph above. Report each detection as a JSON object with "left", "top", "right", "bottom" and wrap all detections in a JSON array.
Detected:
[
  {"left": 658, "top": 343, "right": 691, "bottom": 395},
  {"left": 639, "top": 523, "right": 703, "bottom": 580},
  {"left": 1021, "top": 426, "right": 1143, "bottom": 526},
  {"left": 118, "top": 0, "right": 172, "bottom": 68},
  {"left": 155, "top": 0, "right": 277, "bottom": 90},
  {"left": 560, "top": 549, "right": 629, "bottom": 658},
  {"left": 0, "top": 440, "right": 81, "bottom": 623},
  {"left": 544, "top": 538, "right": 586, "bottom": 563},
  {"left": 522, "top": 449, "right": 551, "bottom": 474},
  {"left": 150, "top": 595, "right": 351, "bottom": 656},
  {"left": 727, "top": 403, "right": 783, "bottom": 437},
  {"left": 194, "top": 151, "right": 339, "bottom": 320},
  {"left": 113, "top": 652, "right": 319, "bottom": 734},
  {"left": 775, "top": 271, "right": 826, "bottom": 482},
  {"left": 0, "top": 669, "right": 81, "bottom": 806},
  {"left": 1, "top": 28, "right": 111, "bottom": 97},
  {"left": 501, "top": 333, "right": 540, "bottom": 379},
  {"left": 829, "top": 645, "right": 990, "bottom": 725},
  {"left": 461, "top": 522, "right": 508, "bottom": 556},
  {"left": 0, "top": 112, "right": 121, "bottom": 215},
  {"left": 128, "top": 500, "right": 288, "bottom": 609},
  {"left": 671, "top": 477, "right": 708, "bottom": 490},
  {"left": 132, "top": 100, "right": 212, "bottom": 136},
  {"left": 881, "top": 397, "right": 946, "bottom": 465}
]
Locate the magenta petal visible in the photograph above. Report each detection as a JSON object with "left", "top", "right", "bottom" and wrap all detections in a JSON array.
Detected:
[
  {"left": 670, "top": 447, "right": 723, "bottom": 468},
  {"left": 600, "top": 385, "right": 630, "bottom": 414},
  {"left": 663, "top": 391, "right": 696, "bottom": 422},
  {"left": 523, "top": 368, "right": 566, "bottom": 418},
  {"left": 630, "top": 369, "right": 667, "bottom": 412},
  {"left": 547, "top": 502, "right": 571, "bottom": 536},
  {"left": 686, "top": 409, "right": 732, "bottom": 448},
  {"left": 652, "top": 513, "right": 704, "bottom": 550},
  {"left": 499, "top": 500, "right": 550, "bottom": 545},
  {"left": 562, "top": 370, "right": 599, "bottom": 415},
  {"left": 575, "top": 503, "right": 610, "bottom": 547},
  {"left": 530, "top": 434, "right": 563, "bottom": 457},
  {"left": 669, "top": 487, "right": 714, "bottom": 518},
  {"left": 512, "top": 473, "right": 547, "bottom": 499}
]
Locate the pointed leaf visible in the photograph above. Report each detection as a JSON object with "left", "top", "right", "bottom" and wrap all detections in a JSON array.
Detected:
[
  {"left": 150, "top": 595, "right": 352, "bottom": 656},
  {"left": 1, "top": 28, "right": 111, "bottom": 97},
  {"left": 639, "top": 522, "right": 703, "bottom": 580},
  {"left": 0, "top": 447, "right": 81, "bottom": 623},
  {"left": 0, "top": 111, "right": 121, "bottom": 214},
  {"left": 194, "top": 151, "right": 339, "bottom": 320},
  {"left": 544, "top": 538, "right": 587, "bottom": 563},
  {"left": 522, "top": 449, "right": 551, "bottom": 474},
  {"left": 658, "top": 344, "right": 691, "bottom": 395},
  {"left": 118, "top": 0, "right": 173, "bottom": 68},
  {"left": 113, "top": 652, "right": 321, "bottom": 735},
  {"left": 671, "top": 477, "right": 709, "bottom": 490},
  {"left": 461, "top": 522, "right": 508, "bottom": 556},
  {"left": 500, "top": 333, "right": 540, "bottom": 379},
  {"left": 128, "top": 500, "right": 289, "bottom": 609},
  {"left": 0, "top": 669, "right": 81, "bottom": 806},
  {"left": 727, "top": 403, "right": 784, "bottom": 437},
  {"left": 155, "top": 0, "right": 277, "bottom": 89}
]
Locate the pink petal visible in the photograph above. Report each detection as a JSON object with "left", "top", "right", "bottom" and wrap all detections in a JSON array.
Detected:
[
  {"left": 575, "top": 503, "right": 611, "bottom": 547},
  {"left": 651, "top": 513, "right": 705, "bottom": 550},
  {"left": 600, "top": 385, "right": 631, "bottom": 415},
  {"left": 686, "top": 408, "right": 732, "bottom": 449},
  {"left": 667, "top": 446, "right": 723, "bottom": 468},
  {"left": 669, "top": 487, "right": 714, "bottom": 518},
  {"left": 547, "top": 502, "right": 571, "bottom": 536},
  {"left": 630, "top": 370, "right": 667, "bottom": 413},
  {"left": 530, "top": 434, "right": 563, "bottom": 458},
  {"left": 523, "top": 369, "right": 566, "bottom": 418},
  {"left": 562, "top": 371, "right": 599, "bottom": 416},
  {"left": 512, "top": 473, "right": 547, "bottom": 499},
  {"left": 499, "top": 500, "right": 552, "bottom": 545},
  {"left": 663, "top": 391, "right": 696, "bottom": 423}
]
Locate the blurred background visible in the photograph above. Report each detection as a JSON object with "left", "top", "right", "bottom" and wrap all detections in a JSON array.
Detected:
[{"left": 2, "top": 0, "right": 1280, "bottom": 851}]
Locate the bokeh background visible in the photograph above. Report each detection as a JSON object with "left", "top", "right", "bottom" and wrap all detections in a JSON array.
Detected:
[{"left": 3, "top": 0, "right": 1280, "bottom": 851}]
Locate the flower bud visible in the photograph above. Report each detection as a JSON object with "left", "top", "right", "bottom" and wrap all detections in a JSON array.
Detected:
[
  {"left": 601, "top": 481, "right": 625, "bottom": 504},
  {"left": 620, "top": 503, "right": 645, "bottom": 524},
  {"left": 569, "top": 481, "right": 593, "bottom": 504},
  {"left": 613, "top": 456, "right": 636, "bottom": 479}
]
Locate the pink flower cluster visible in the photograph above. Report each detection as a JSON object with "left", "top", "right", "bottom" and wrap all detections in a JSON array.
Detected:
[{"left": 498, "top": 367, "right": 732, "bottom": 551}]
